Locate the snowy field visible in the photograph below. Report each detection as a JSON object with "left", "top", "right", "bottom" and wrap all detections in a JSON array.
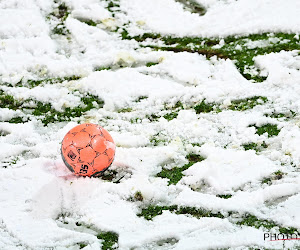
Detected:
[{"left": 1, "top": 0, "right": 300, "bottom": 249}]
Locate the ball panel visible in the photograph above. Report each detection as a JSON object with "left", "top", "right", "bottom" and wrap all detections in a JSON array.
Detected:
[
  {"left": 68, "top": 123, "right": 87, "bottom": 134},
  {"left": 93, "top": 153, "right": 109, "bottom": 172},
  {"left": 102, "top": 128, "right": 114, "bottom": 143},
  {"left": 63, "top": 145, "right": 80, "bottom": 163},
  {"left": 90, "top": 135, "right": 107, "bottom": 154},
  {"left": 72, "top": 162, "right": 94, "bottom": 176},
  {"left": 62, "top": 133, "right": 74, "bottom": 151},
  {"left": 79, "top": 146, "right": 96, "bottom": 163},
  {"left": 72, "top": 132, "right": 91, "bottom": 148},
  {"left": 83, "top": 124, "right": 103, "bottom": 137},
  {"left": 105, "top": 147, "right": 115, "bottom": 160}
]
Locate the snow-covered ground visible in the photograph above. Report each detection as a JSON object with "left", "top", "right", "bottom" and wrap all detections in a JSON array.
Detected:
[{"left": 1, "top": 0, "right": 300, "bottom": 249}]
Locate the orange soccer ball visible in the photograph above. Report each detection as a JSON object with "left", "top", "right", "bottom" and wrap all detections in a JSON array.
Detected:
[{"left": 61, "top": 123, "right": 115, "bottom": 177}]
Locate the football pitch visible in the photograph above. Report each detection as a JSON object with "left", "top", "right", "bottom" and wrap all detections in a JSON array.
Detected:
[{"left": 0, "top": 0, "right": 300, "bottom": 249}]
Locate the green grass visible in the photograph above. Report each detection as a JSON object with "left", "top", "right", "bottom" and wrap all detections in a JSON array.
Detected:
[
  {"left": 157, "top": 153, "right": 205, "bottom": 185},
  {"left": 237, "top": 214, "right": 277, "bottom": 229},
  {"left": 105, "top": 0, "right": 120, "bottom": 17},
  {"left": 147, "top": 114, "right": 161, "bottom": 122},
  {"left": 8, "top": 117, "right": 28, "bottom": 124},
  {"left": 15, "top": 76, "right": 81, "bottom": 88},
  {"left": 265, "top": 110, "right": 296, "bottom": 120},
  {"left": 0, "top": 90, "right": 22, "bottom": 110},
  {"left": 138, "top": 205, "right": 224, "bottom": 220},
  {"left": 228, "top": 96, "right": 267, "bottom": 111},
  {"left": 194, "top": 100, "right": 218, "bottom": 114},
  {"left": 97, "top": 231, "right": 118, "bottom": 250},
  {"left": 33, "top": 93, "right": 104, "bottom": 125},
  {"left": 217, "top": 194, "right": 232, "bottom": 199},
  {"left": 146, "top": 62, "right": 159, "bottom": 67},
  {"left": 252, "top": 124, "right": 281, "bottom": 137},
  {"left": 95, "top": 66, "right": 112, "bottom": 71},
  {"left": 163, "top": 112, "right": 179, "bottom": 121},
  {"left": 157, "top": 166, "right": 188, "bottom": 185},
  {"left": 262, "top": 170, "right": 285, "bottom": 184},
  {"left": 123, "top": 32, "right": 300, "bottom": 82},
  {"left": 79, "top": 242, "right": 88, "bottom": 249},
  {"left": 48, "top": 2, "right": 71, "bottom": 35},
  {"left": 134, "top": 191, "right": 144, "bottom": 201},
  {"left": 52, "top": 23, "right": 70, "bottom": 35},
  {"left": 56, "top": 214, "right": 118, "bottom": 249},
  {"left": 50, "top": 3, "right": 70, "bottom": 21},
  {"left": 81, "top": 19, "right": 98, "bottom": 26},
  {"left": 1, "top": 89, "right": 104, "bottom": 125},
  {"left": 150, "top": 132, "right": 167, "bottom": 146},
  {"left": 117, "top": 107, "right": 133, "bottom": 113},
  {"left": 237, "top": 214, "right": 299, "bottom": 234},
  {"left": 242, "top": 141, "right": 268, "bottom": 152},
  {"left": 162, "top": 101, "right": 184, "bottom": 121},
  {"left": 134, "top": 96, "right": 148, "bottom": 102}
]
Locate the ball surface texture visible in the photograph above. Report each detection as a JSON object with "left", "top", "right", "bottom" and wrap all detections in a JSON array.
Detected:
[{"left": 61, "top": 123, "right": 115, "bottom": 177}]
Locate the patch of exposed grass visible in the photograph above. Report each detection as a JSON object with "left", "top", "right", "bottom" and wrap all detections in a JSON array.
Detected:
[
  {"left": 33, "top": 94, "right": 103, "bottom": 125},
  {"left": 252, "top": 124, "right": 281, "bottom": 137},
  {"left": 0, "top": 90, "right": 22, "bottom": 110},
  {"left": 163, "top": 112, "right": 178, "bottom": 121},
  {"left": 48, "top": 2, "right": 71, "bottom": 35},
  {"left": 125, "top": 32, "right": 300, "bottom": 82},
  {"left": 95, "top": 66, "right": 112, "bottom": 71},
  {"left": 157, "top": 166, "right": 188, "bottom": 185},
  {"left": 237, "top": 214, "right": 277, "bottom": 229},
  {"left": 157, "top": 153, "right": 205, "bottom": 185},
  {"left": 129, "top": 32, "right": 161, "bottom": 42},
  {"left": 262, "top": 170, "right": 285, "bottom": 184},
  {"left": 81, "top": 19, "right": 98, "bottom": 26},
  {"left": 1, "top": 156, "right": 19, "bottom": 168},
  {"left": 162, "top": 101, "right": 184, "bottom": 121},
  {"left": 265, "top": 110, "right": 296, "bottom": 120},
  {"left": 105, "top": 0, "right": 120, "bottom": 17},
  {"left": 56, "top": 214, "right": 118, "bottom": 249},
  {"left": 150, "top": 132, "right": 168, "bottom": 146},
  {"left": 137, "top": 205, "right": 224, "bottom": 220},
  {"left": 16, "top": 76, "right": 81, "bottom": 88},
  {"left": 242, "top": 141, "right": 268, "bottom": 152},
  {"left": 146, "top": 114, "right": 161, "bottom": 122},
  {"left": 1, "top": 90, "right": 104, "bottom": 125},
  {"left": 117, "top": 107, "right": 133, "bottom": 113},
  {"left": 146, "top": 62, "right": 159, "bottom": 67},
  {"left": 134, "top": 96, "right": 148, "bottom": 102},
  {"left": 133, "top": 191, "right": 144, "bottom": 202},
  {"left": 262, "top": 177, "right": 272, "bottom": 185},
  {"left": 97, "top": 231, "right": 118, "bottom": 250},
  {"left": 194, "top": 100, "right": 218, "bottom": 114},
  {"left": 52, "top": 24, "right": 70, "bottom": 35},
  {"left": 237, "top": 214, "right": 300, "bottom": 234},
  {"left": 50, "top": 2, "right": 70, "bottom": 21},
  {"left": 228, "top": 96, "right": 267, "bottom": 111},
  {"left": 8, "top": 117, "right": 28, "bottom": 124},
  {"left": 79, "top": 242, "right": 88, "bottom": 249},
  {"left": 217, "top": 194, "right": 232, "bottom": 199}
]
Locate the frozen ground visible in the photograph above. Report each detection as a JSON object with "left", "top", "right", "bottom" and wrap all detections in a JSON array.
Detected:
[{"left": 0, "top": 0, "right": 300, "bottom": 249}]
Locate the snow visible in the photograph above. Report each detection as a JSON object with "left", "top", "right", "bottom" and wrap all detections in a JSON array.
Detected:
[
  {"left": 182, "top": 145, "right": 279, "bottom": 193},
  {"left": 1, "top": 0, "right": 300, "bottom": 249},
  {"left": 120, "top": 0, "right": 300, "bottom": 37}
]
